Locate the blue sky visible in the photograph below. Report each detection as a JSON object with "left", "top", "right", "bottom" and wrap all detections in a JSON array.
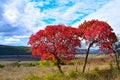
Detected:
[{"left": 0, "top": 0, "right": 120, "bottom": 46}]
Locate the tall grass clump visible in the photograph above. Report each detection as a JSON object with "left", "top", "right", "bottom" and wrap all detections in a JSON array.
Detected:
[
  {"left": 68, "top": 70, "right": 78, "bottom": 78},
  {"left": 44, "top": 74, "right": 55, "bottom": 80},
  {"left": 84, "top": 66, "right": 120, "bottom": 80},
  {"left": 44, "top": 70, "right": 65, "bottom": 80},
  {"left": 23, "top": 75, "right": 42, "bottom": 80},
  {"left": 0, "top": 64, "right": 5, "bottom": 68}
]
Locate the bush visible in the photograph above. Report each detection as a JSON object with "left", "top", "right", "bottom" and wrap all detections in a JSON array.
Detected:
[
  {"left": 11, "top": 62, "right": 21, "bottom": 67},
  {"left": 85, "top": 67, "right": 120, "bottom": 80},
  {"left": 23, "top": 75, "right": 41, "bottom": 80},
  {"left": 90, "top": 70, "right": 99, "bottom": 78},
  {"left": 44, "top": 71, "right": 64, "bottom": 80},
  {"left": 68, "top": 70, "right": 77, "bottom": 78},
  {"left": 90, "top": 67, "right": 100, "bottom": 78},
  {"left": 0, "top": 64, "right": 5, "bottom": 68},
  {"left": 78, "top": 77, "right": 87, "bottom": 80},
  {"left": 101, "top": 58, "right": 105, "bottom": 62},
  {"left": 109, "top": 63, "right": 114, "bottom": 72},
  {"left": 38, "top": 60, "right": 56, "bottom": 67},
  {"left": 25, "top": 62, "right": 36, "bottom": 67},
  {"left": 54, "top": 70, "right": 64, "bottom": 77},
  {"left": 75, "top": 60, "right": 83, "bottom": 65},
  {"left": 66, "top": 60, "right": 83, "bottom": 65},
  {"left": 94, "top": 67, "right": 100, "bottom": 72},
  {"left": 67, "top": 61, "right": 75, "bottom": 65},
  {"left": 45, "top": 74, "right": 55, "bottom": 80}
]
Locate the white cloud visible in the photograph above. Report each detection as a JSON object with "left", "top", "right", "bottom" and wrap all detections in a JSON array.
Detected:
[
  {"left": 20, "top": 2, "right": 46, "bottom": 32},
  {"left": 13, "top": 35, "right": 29, "bottom": 39},
  {"left": 5, "top": 37, "right": 20, "bottom": 42},
  {"left": 2, "top": 0, "right": 47, "bottom": 33},
  {"left": 72, "top": 0, "right": 120, "bottom": 34},
  {"left": 2, "top": 0, "right": 110, "bottom": 34},
  {"left": 60, "top": 2, "right": 84, "bottom": 22},
  {"left": 3, "top": 37, "right": 20, "bottom": 44},
  {"left": 0, "top": 36, "right": 29, "bottom": 46},
  {"left": 3, "top": 7, "right": 19, "bottom": 24},
  {"left": 40, "top": 0, "right": 108, "bottom": 25},
  {"left": 2, "top": 0, "right": 26, "bottom": 25},
  {"left": 0, "top": 0, "right": 112, "bottom": 46}
]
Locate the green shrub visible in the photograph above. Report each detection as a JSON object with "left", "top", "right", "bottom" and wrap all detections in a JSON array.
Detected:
[
  {"left": 90, "top": 67, "right": 100, "bottom": 78},
  {"left": 23, "top": 75, "right": 41, "bottom": 80},
  {"left": 38, "top": 60, "right": 55, "bottom": 67},
  {"left": 101, "top": 58, "right": 105, "bottom": 62},
  {"left": 45, "top": 74, "right": 55, "bottom": 80},
  {"left": 11, "top": 62, "right": 21, "bottom": 67},
  {"left": 25, "top": 62, "right": 36, "bottom": 67},
  {"left": 90, "top": 70, "right": 99, "bottom": 78},
  {"left": 66, "top": 60, "right": 83, "bottom": 65},
  {"left": 75, "top": 60, "right": 83, "bottom": 65},
  {"left": 54, "top": 70, "right": 64, "bottom": 77},
  {"left": 94, "top": 67, "right": 99, "bottom": 72},
  {"left": 44, "top": 71, "right": 64, "bottom": 80},
  {"left": 67, "top": 61, "right": 75, "bottom": 65},
  {"left": 109, "top": 63, "right": 114, "bottom": 72},
  {"left": 78, "top": 77, "right": 87, "bottom": 80},
  {"left": 68, "top": 70, "right": 77, "bottom": 78},
  {"left": 0, "top": 64, "right": 5, "bottom": 68}
]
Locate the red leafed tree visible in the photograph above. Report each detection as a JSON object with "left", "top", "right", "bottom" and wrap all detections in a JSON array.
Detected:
[
  {"left": 78, "top": 19, "right": 117, "bottom": 73},
  {"left": 28, "top": 24, "right": 81, "bottom": 73}
]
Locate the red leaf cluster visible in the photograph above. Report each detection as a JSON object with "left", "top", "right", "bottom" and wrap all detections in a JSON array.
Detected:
[
  {"left": 79, "top": 19, "right": 117, "bottom": 54},
  {"left": 28, "top": 24, "right": 81, "bottom": 62},
  {"left": 28, "top": 19, "right": 117, "bottom": 61}
]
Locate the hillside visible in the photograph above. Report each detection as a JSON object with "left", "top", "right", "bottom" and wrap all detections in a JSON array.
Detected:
[{"left": 0, "top": 45, "right": 31, "bottom": 55}]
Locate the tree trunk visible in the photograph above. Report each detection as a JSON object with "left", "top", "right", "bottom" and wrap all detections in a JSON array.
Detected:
[
  {"left": 118, "top": 52, "right": 120, "bottom": 58},
  {"left": 56, "top": 60, "right": 63, "bottom": 74},
  {"left": 52, "top": 53, "right": 63, "bottom": 74},
  {"left": 75, "top": 60, "right": 78, "bottom": 72},
  {"left": 82, "top": 42, "right": 94, "bottom": 73},
  {"left": 114, "top": 52, "right": 120, "bottom": 70}
]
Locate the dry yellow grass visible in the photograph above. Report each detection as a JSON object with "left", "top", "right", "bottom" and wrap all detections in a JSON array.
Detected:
[{"left": 0, "top": 54, "right": 117, "bottom": 80}]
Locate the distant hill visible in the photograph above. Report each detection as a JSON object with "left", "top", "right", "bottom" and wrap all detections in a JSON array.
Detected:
[
  {"left": 0, "top": 45, "right": 31, "bottom": 55},
  {"left": 0, "top": 45, "right": 101, "bottom": 55},
  {"left": 76, "top": 48, "right": 100, "bottom": 54}
]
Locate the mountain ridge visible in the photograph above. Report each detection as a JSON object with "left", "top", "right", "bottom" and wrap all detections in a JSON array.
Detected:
[{"left": 0, "top": 45, "right": 31, "bottom": 55}]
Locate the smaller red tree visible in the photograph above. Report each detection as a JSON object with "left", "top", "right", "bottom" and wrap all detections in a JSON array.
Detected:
[
  {"left": 78, "top": 19, "right": 117, "bottom": 73},
  {"left": 28, "top": 24, "right": 81, "bottom": 73}
]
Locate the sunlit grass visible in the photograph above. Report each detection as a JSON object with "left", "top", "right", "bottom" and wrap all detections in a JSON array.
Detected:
[{"left": 0, "top": 54, "right": 119, "bottom": 80}]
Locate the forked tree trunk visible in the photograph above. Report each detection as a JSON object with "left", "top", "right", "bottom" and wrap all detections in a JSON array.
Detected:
[{"left": 82, "top": 42, "right": 94, "bottom": 73}]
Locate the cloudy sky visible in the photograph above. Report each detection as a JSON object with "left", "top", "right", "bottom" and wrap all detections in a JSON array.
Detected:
[{"left": 0, "top": 0, "right": 120, "bottom": 46}]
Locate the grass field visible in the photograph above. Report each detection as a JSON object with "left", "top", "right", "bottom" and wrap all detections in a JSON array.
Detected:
[{"left": 0, "top": 54, "right": 120, "bottom": 80}]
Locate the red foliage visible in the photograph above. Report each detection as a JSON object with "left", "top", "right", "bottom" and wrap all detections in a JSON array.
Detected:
[
  {"left": 28, "top": 24, "right": 81, "bottom": 62},
  {"left": 79, "top": 19, "right": 117, "bottom": 54}
]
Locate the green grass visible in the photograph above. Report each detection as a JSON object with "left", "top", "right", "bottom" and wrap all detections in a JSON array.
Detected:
[
  {"left": 23, "top": 75, "right": 42, "bottom": 80},
  {"left": 68, "top": 70, "right": 77, "bottom": 78},
  {"left": 22, "top": 68, "right": 120, "bottom": 80}
]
